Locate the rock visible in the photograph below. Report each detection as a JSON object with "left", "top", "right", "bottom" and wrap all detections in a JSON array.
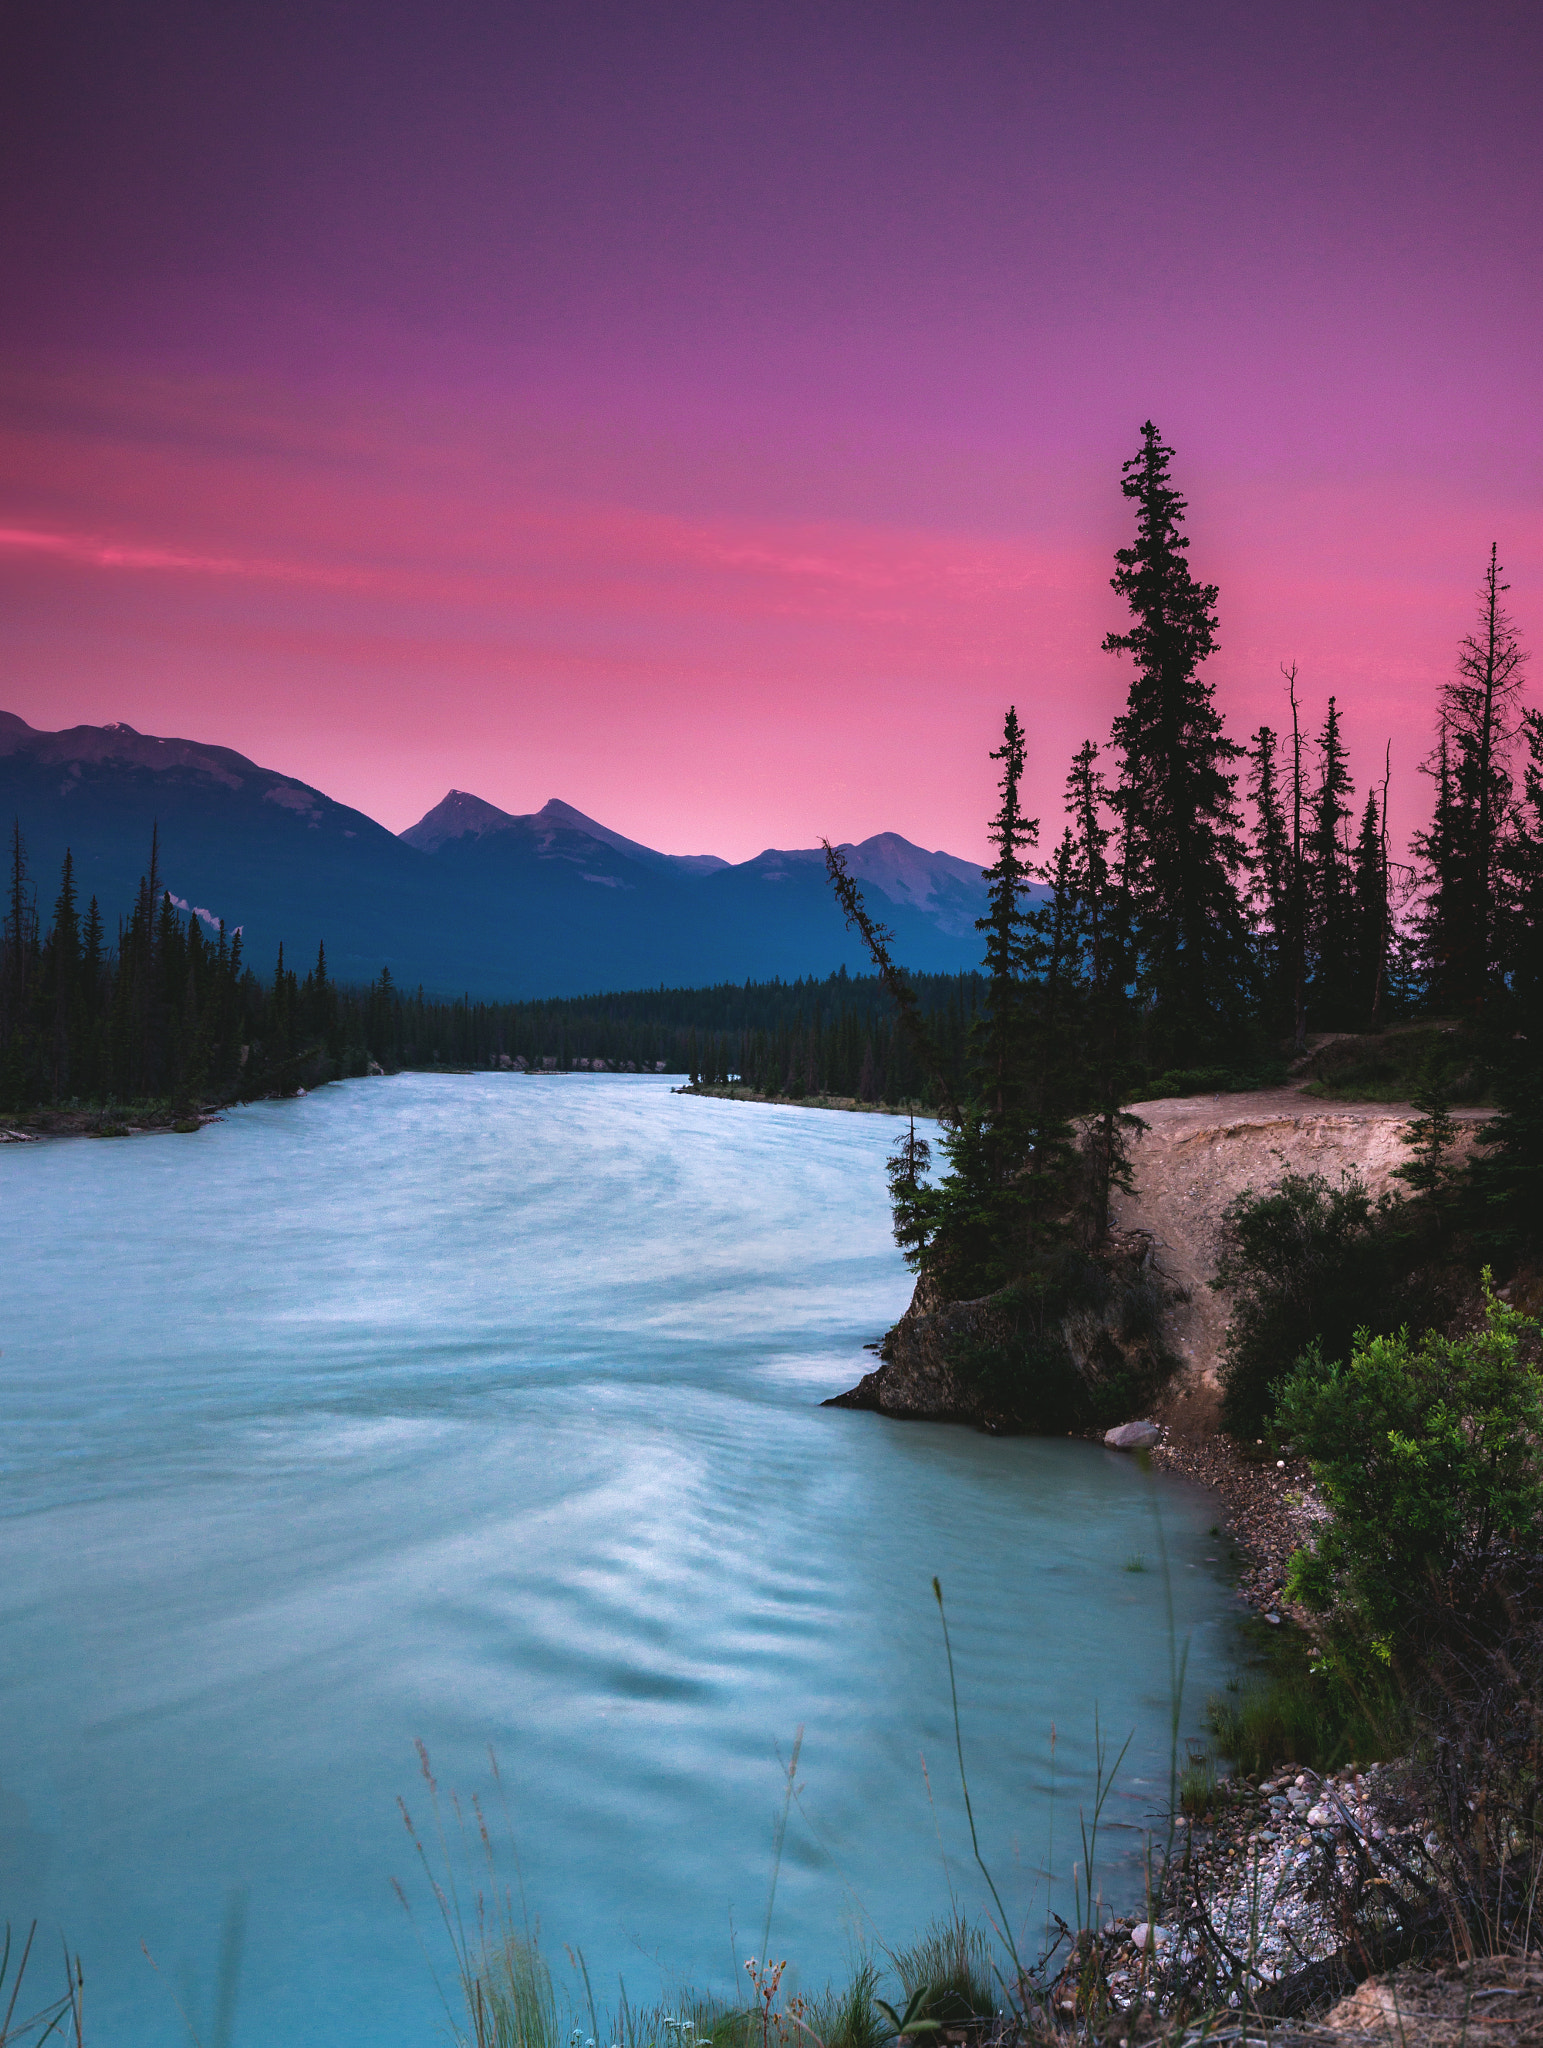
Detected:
[
  {"left": 828, "top": 1238, "right": 1183, "bottom": 1426},
  {"left": 1104, "top": 1420, "right": 1162, "bottom": 1450},
  {"left": 823, "top": 1292, "right": 1005, "bottom": 1420},
  {"left": 1129, "top": 1922, "right": 1170, "bottom": 1951}
]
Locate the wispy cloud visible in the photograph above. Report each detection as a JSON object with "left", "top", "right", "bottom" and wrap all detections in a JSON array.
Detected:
[{"left": 0, "top": 523, "right": 368, "bottom": 589}]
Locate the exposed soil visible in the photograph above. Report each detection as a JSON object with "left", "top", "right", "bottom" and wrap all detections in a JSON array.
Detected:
[
  {"left": 1320, "top": 1951, "right": 1543, "bottom": 2044},
  {"left": 1110, "top": 1084, "right": 1492, "bottom": 1391}
]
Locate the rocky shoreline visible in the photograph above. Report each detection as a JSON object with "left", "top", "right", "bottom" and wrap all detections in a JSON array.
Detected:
[
  {"left": 827, "top": 1278, "right": 1468, "bottom": 2026},
  {"left": 1151, "top": 1429, "right": 1326, "bottom": 1622},
  {"left": 1, "top": 1103, "right": 228, "bottom": 1140}
]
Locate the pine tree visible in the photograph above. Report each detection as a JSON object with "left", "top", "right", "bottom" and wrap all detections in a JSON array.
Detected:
[
  {"left": 1104, "top": 423, "right": 1249, "bottom": 1059},
  {"left": 885, "top": 1114, "right": 934, "bottom": 1267},
  {"left": 44, "top": 850, "right": 81, "bottom": 1096},
  {"left": 1351, "top": 788, "right": 1388, "bottom": 1026},
  {"left": 1394, "top": 1043, "right": 1460, "bottom": 1225},
  {"left": 969, "top": 704, "right": 1040, "bottom": 1178},
  {"left": 1473, "top": 708, "right": 1543, "bottom": 1251},
  {"left": 1246, "top": 726, "right": 1292, "bottom": 1024},
  {"left": 1285, "top": 665, "right": 1309, "bottom": 1048},
  {"left": 1306, "top": 696, "right": 1355, "bottom": 1024},
  {"left": 1062, "top": 740, "right": 1140, "bottom": 1241},
  {"left": 1426, "top": 547, "right": 1530, "bottom": 1012}
]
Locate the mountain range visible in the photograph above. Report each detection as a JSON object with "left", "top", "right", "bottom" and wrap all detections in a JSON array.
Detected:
[{"left": 1, "top": 712, "right": 992, "bottom": 997}]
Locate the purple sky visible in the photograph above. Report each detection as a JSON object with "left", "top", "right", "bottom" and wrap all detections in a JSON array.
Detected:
[{"left": 2, "top": 1, "right": 1539, "bottom": 859}]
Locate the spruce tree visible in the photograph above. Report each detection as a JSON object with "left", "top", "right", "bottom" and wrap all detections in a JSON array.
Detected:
[
  {"left": 970, "top": 704, "right": 1040, "bottom": 1179},
  {"left": 885, "top": 1114, "right": 934, "bottom": 1267},
  {"left": 1246, "top": 725, "right": 1292, "bottom": 1025},
  {"left": 1063, "top": 740, "right": 1140, "bottom": 1240},
  {"left": 45, "top": 850, "right": 81, "bottom": 1097},
  {"left": 1423, "top": 547, "right": 1530, "bottom": 1013},
  {"left": 1104, "top": 423, "right": 1249, "bottom": 1060},
  {"left": 1473, "top": 708, "right": 1543, "bottom": 1251},
  {"left": 1306, "top": 696, "right": 1355, "bottom": 1024},
  {"left": 1351, "top": 788, "right": 1388, "bottom": 1026}
]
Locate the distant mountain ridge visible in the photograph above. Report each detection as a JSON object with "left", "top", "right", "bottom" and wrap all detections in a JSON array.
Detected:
[
  {"left": 0, "top": 711, "right": 993, "bottom": 997},
  {"left": 402, "top": 790, "right": 731, "bottom": 875}
]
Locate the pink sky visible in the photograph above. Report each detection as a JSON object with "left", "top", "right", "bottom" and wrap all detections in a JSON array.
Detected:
[{"left": 2, "top": 2, "right": 1539, "bottom": 863}]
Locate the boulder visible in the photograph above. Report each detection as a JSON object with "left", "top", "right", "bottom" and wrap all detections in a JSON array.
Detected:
[
  {"left": 1103, "top": 1420, "right": 1163, "bottom": 1451},
  {"left": 823, "top": 1292, "right": 1007, "bottom": 1422}
]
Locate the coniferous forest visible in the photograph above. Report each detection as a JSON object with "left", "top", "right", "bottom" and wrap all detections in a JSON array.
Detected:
[
  {"left": 0, "top": 816, "right": 989, "bottom": 1118},
  {"left": 820, "top": 424, "right": 1542, "bottom": 1439}
]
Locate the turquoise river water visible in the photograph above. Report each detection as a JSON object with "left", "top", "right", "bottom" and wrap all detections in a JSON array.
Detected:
[{"left": 0, "top": 1075, "right": 1244, "bottom": 2045}]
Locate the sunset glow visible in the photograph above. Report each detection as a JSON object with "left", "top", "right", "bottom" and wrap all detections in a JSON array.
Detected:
[{"left": 2, "top": 2, "right": 1539, "bottom": 860}]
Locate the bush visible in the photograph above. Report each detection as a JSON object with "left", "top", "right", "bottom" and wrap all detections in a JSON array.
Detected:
[
  {"left": 1278, "top": 1278, "right": 1543, "bottom": 1656},
  {"left": 1298, "top": 1025, "right": 1483, "bottom": 1105},
  {"left": 1278, "top": 1284, "right": 1543, "bottom": 1946},
  {"left": 1142, "top": 1062, "right": 1288, "bottom": 1101},
  {"left": 1214, "top": 1171, "right": 1442, "bottom": 1435}
]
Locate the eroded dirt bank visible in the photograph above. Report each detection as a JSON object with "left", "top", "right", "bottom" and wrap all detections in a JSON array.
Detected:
[{"left": 1111, "top": 1085, "right": 1491, "bottom": 1393}]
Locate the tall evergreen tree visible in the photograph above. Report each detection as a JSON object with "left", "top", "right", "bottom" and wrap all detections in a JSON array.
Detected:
[
  {"left": 1351, "top": 787, "right": 1388, "bottom": 1026},
  {"left": 1104, "top": 423, "right": 1249, "bottom": 1058},
  {"left": 1246, "top": 725, "right": 1292, "bottom": 1025},
  {"left": 1421, "top": 547, "right": 1530, "bottom": 1013},
  {"left": 44, "top": 850, "right": 81, "bottom": 1096},
  {"left": 970, "top": 703, "right": 1040, "bottom": 1176},
  {"left": 1285, "top": 665, "right": 1309, "bottom": 1048},
  {"left": 1305, "top": 696, "right": 1356, "bottom": 1024},
  {"left": 1063, "top": 739, "right": 1140, "bottom": 1240}
]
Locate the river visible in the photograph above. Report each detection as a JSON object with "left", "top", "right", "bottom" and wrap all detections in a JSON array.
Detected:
[{"left": 0, "top": 1075, "right": 1243, "bottom": 2045}]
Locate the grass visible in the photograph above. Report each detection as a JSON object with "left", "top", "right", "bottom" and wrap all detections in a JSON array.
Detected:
[
  {"left": 1205, "top": 1617, "right": 1408, "bottom": 1777},
  {"left": 888, "top": 1917, "right": 997, "bottom": 2026},
  {"left": 1175, "top": 1745, "right": 1222, "bottom": 1818},
  {"left": 0, "top": 1923, "right": 83, "bottom": 2048}
]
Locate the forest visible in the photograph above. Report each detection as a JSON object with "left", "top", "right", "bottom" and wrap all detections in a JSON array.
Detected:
[{"left": 0, "top": 821, "right": 988, "bottom": 1113}]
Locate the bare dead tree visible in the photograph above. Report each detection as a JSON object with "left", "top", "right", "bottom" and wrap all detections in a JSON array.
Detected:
[{"left": 822, "top": 840, "right": 961, "bottom": 1125}]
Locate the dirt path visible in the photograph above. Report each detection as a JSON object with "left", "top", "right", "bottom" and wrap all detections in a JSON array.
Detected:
[{"left": 1109, "top": 1085, "right": 1492, "bottom": 1392}]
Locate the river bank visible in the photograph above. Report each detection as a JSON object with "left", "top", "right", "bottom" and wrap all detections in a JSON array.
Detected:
[
  {"left": 675, "top": 1080, "right": 939, "bottom": 1117},
  {"left": 1, "top": 1099, "right": 228, "bottom": 1139}
]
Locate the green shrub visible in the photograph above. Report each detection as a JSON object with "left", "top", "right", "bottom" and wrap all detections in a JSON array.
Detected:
[
  {"left": 1298, "top": 1025, "right": 1483, "bottom": 1105},
  {"left": 1214, "top": 1170, "right": 1443, "bottom": 1435},
  {"left": 1277, "top": 1276, "right": 1543, "bottom": 1657},
  {"left": 1142, "top": 1062, "right": 1288, "bottom": 1101}
]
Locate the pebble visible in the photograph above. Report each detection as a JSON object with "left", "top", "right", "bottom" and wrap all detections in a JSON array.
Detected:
[{"left": 1099, "top": 1759, "right": 1433, "bottom": 2014}]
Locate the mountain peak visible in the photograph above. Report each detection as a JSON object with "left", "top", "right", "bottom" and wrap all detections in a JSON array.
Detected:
[{"left": 399, "top": 788, "right": 519, "bottom": 852}]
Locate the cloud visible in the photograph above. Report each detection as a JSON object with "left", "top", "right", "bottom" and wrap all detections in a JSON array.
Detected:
[{"left": 0, "top": 523, "right": 367, "bottom": 590}]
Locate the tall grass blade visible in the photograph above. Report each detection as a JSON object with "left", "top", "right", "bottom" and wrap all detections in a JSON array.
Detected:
[{"left": 931, "top": 1578, "right": 1024, "bottom": 1994}]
